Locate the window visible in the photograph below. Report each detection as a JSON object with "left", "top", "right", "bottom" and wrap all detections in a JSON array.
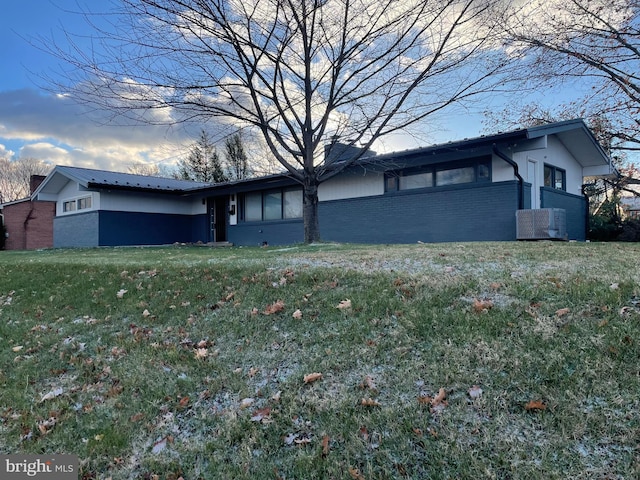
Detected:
[
  {"left": 284, "top": 189, "right": 303, "bottom": 219},
  {"left": 77, "top": 196, "right": 92, "bottom": 210},
  {"left": 241, "top": 188, "right": 303, "bottom": 221},
  {"left": 385, "top": 157, "right": 491, "bottom": 192},
  {"left": 63, "top": 196, "right": 93, "bottom": 213},
  {"left": 544, "top": 165, "right": 566, "bottom": 191}
]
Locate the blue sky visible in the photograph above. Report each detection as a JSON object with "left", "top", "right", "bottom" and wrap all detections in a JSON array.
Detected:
[{"left": 0, "top": 1, "right": 578, "bottom": 173}]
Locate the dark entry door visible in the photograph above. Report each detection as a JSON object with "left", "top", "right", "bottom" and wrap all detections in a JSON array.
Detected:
[{"left": 209, "top": 197, "right": 227, "bottom": 242}]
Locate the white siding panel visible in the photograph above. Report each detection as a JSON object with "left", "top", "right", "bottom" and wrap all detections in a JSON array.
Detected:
[
  {"left": 100, "top": 191, "right": 206, "bottom": 214},
  {"left": 318, "top": 171, "right": 384, "bottom": 201}
]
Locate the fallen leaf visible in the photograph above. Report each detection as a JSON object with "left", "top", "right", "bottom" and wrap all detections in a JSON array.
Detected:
[
  {"left": 178, "top": 396, "right": 190, "bottom": 408},
  {"left": 11, "top": 345, "right": 24, "bottom": 352},
  {"left": 303, "top": 372, "right": 323, "bottom": 384},
  {"left": 294, "top": 435, "right": 312, "bottom": 445},
  {"left": 194, "top": 348, "right": 208, "bottom": 360},
  {"left": 264, "top": 300, "right": 285, "bottom": 315},
  {"left": 361, "top": 375, "right": 377, "bottom": 392},
  {"left": 348, "top": 467, "right": 365, "bottom": 480},
  {"left": 284, "top": 433, "right": 298, "bottom": 445},
  {"left": 609, "top": 283, "right": 619, "bottom": 290},
  {"left": 240, "top": 398, "right": 254, "bottom": 409},
  {"left": 40, "top": 387, "right": 64, "bottom": 402},
  {"left": 468, "top": 385, "right": 483, "bottom": 399},
  {"left": 432, "top": 388, "right": 447, "bottom": 406},
  {"left": 555, "top": 308, "right": 570, "bottom": 317},
  {"left": 250, "top": 407, "right": 272, "bottom": 422},
  {"left": 337, "top": 299, "right": 352, "bottom": 310},
  {"left": 250, "top": 307, "right": 259, "bottom": 315},
  {"left": 524, "top": 400, "right": 546, "bottom": 411},
  {"left": 272, "top": 390, "right": 282, "bottom": 402},
  {"left": 361, "top": 398, "right": 380, "bottom": 407},
  {"left": 473, "top": 299, "right": 493, "bottom": 313},
  {"left": 322, "top": 434, "right": 330, "bottom": 457},
  {"left": 292, "top": 309, "right": 303, "bottom": 319},
  {"left": 116, "top": 289, "right": 128, "bottom": 299},
  {"left": 151, "top": 436, "right": 168, "bottom": 454},
  {"left": 142, "top": 309, "right": 151, "bottom": 317}
]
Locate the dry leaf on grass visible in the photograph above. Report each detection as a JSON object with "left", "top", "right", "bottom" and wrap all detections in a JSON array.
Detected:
[
  {"left": 337, "top": 299, "right": 352, "bottom": 310},
  {"left": 555, "top": 308, "right": 570, "bottom": 317},
  {"left": 360, "top": 375, "right": 377, "bottom": 392},
  {"left": 292, "top": 309, "right": 303, "bottom": 319},
  {"left": 116, "top": 289, "right": 128, "bottom": 299},
  {"left": 348, "top": 467, "right": 366, "bottom": 480},
  {"left": 250, "top": 407, "right": 272, "bottom": 423},
  {"left": 524, "top": 400, "right": 546, "bottom": 411},
  {"left": 468, "top": 385, "right": 483, "bottom": 399},
  {"left": 473, "top": 299, "right": 493, "bottom": 313},
  {"left": 303, "top": 372, "right": 323, "bottom": 384},
  {"left": 194, "top": 348, "right": 208, "bottom": 360},
  {"left": 40, "top": 387, "right": 64, "bottom": 402},
  {"left": 322, "top": 435, "right": 330, "bottom": 457},
  {"left": 264, "top": 300, "right": 285, "bottom": 315},
  {"left": 361, "top": 398, "right": 380, "bottom": 407}
]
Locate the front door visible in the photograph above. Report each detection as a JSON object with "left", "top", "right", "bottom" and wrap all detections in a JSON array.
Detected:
[{"left": 209, "top": 197, "right": 227, "bottom": 242}]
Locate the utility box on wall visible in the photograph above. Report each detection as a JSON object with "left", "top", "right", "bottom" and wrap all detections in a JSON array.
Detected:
[{"left": 516, "top": 208, "right": 567, "bottom": 241}]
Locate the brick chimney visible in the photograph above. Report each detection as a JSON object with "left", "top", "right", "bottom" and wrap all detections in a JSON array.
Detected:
[{"left": 30, "top": 175, "right": 46, "bottom": 194}]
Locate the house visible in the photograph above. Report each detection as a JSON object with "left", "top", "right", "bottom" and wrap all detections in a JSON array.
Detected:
[
  {"left": 1, "top": 176, "right": 55, "bottom": 250},
  {"left": 32, "top": 119, "right": 613, "bottom": 248},
  {"left": 621, "top": 196, "right": 640, "bottom": 220}
]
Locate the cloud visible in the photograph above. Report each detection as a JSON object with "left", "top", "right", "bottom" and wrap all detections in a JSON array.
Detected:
[{"left": 0, "top": 88, "right": 195, "bottom": 171}]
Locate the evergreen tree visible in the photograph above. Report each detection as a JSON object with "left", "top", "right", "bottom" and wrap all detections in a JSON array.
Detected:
[
  {"left": 224, "top": 133, "right": 250, "bottom": 181},
  {"left": 178, "top": 130, "right": 228, "bottom": 183}
]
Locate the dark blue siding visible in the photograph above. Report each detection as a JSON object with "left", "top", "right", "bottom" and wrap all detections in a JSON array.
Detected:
[
  {"left": 540, "top": 187, "right": 588, "bottom": 240},
  {"left": 98, "top": 211, "right": 208, "bottom": 246},
  {"left": 228, "top": 220, "right": 304, "bottom": 246},
  {"left": 319, "top": 181, "right": 521, "bottom": 244},
  {"left": 227, "top": 181, "right": 523, "bottom": 246}
]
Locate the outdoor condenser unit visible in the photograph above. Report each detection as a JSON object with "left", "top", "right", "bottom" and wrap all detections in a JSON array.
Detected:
[{"left": 516, "top": 208, "right": 567, "bottom": 240}]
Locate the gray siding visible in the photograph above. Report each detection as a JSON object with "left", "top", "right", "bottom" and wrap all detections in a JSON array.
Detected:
[
  {"left": 54, "top": 211, "right": 99, "bottom": 248},
  {"left": 540, "top": 187, "right": 588, "bottom": 240}
]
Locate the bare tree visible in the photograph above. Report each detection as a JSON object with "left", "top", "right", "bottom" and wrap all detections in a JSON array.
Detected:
[
  {"left": 501, "top": 0, "right": 640, "bottom": 153},
  {"left": 49, "top": 0, "right": 513, "bottom": 242},
  {"left": 0, "top": 157, "right": 52, "bottom": 203}
]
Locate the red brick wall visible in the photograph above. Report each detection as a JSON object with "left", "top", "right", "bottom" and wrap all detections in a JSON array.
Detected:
[{"left": 3, "top": 200, "right": 55, "bottom": 250}]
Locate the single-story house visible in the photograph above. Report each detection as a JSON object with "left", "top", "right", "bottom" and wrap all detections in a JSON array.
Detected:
[
  {"left": 1, "top": 176, "right": 55, "bottom": 250},
  {"left": 31, "top": 119, "right": 614, "bottom": 248}
]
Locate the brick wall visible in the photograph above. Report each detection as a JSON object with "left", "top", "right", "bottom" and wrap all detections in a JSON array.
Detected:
[{"left": 3, "top": 200, "right": 55, "bottom": 250}]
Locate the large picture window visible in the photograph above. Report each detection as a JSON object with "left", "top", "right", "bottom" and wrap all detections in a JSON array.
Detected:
[
  {"left": 241, "top": 188, "right": 303, "bottom": 222},
  {"left": 385, "top": 157, "right": 491, "bottom": 193}
]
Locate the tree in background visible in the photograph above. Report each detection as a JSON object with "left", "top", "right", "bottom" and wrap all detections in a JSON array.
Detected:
[
  {"left": 500, "top": 0, "right": 640, "bottom": 155},
  {"left": 178, "top": 130, "right": 228, "bottom": 183},
  {"left": 0, "top": 157, "right": 52, "bottom": 203},
  {"left": 52, "top": 0, "right": 515, "bottom": 243},
  {"left": 224, "top": 133, "right": 250, "bottom": 181}
]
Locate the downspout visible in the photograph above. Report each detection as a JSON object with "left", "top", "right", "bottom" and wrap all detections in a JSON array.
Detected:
[
  {"left": 23, "top": 204, "right": 36, "bottom": 250},
  {"left": 492, "top": 145, "right": 524, "bottom": 210}
]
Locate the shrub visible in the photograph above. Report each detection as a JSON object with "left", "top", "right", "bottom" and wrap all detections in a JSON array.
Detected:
[
  {"left": 588, "top": 214, "right": 621, "bottom": 241},
  {"left": 618, "top": 218, "right": 640, "bottom": 242}
]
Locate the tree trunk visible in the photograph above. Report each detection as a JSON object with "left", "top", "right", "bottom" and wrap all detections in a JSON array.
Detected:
[{"left": 303, "top": 181, "right": 321, "bottom": 244}]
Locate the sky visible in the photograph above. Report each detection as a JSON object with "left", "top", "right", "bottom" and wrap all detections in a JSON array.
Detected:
[{"left": 0, "top": 1, "right": 575, "bottom": 174}]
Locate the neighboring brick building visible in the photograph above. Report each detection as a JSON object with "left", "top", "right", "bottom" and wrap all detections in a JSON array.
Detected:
[{"left": 1, "top": 176, "right": 55, "bottom": 250}]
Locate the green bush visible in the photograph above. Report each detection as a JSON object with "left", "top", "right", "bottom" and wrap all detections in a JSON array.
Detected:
[
  {"left": 618, "top": 218, "right": 640, "bottom": 242},
  {"left": 588, "top": 213, "right": 621, "bottom": 241}
]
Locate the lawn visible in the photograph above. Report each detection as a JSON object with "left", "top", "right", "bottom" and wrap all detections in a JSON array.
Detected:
[{"left": 0, "top": 242, "right": 638, "bottom": 479}]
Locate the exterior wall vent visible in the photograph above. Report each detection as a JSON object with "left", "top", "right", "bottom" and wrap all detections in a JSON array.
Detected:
[{"left": 516, "top": 208, "right": 567, "bottom": 240}]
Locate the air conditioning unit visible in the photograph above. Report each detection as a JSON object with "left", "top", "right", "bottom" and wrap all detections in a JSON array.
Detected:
[{"left": 516, "top": 208, "right": 567, "bottom": 240}]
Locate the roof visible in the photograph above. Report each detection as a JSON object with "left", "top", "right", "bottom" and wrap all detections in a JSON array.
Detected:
[
  {"left": 34, "top": 165, "right": 212, "bottom": 199},
  {"left": 32, "top": 118, "right": 613, "bottom": 199}
]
